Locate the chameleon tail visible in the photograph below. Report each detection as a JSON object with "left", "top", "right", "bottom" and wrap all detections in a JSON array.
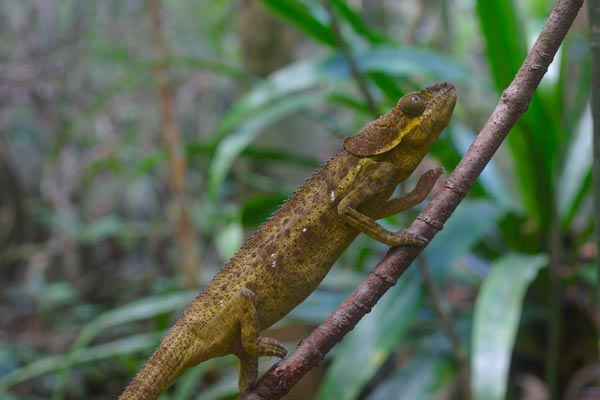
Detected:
[{"left": 119, "top": 320, "right": 200, "bottom": 399}]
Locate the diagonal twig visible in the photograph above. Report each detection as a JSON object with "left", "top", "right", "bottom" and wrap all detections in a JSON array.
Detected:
[
  {"left": 325, "top": 1, "right": 379, "bottom": 117},
  {"left": 145, "top": 0, "right": 200, "bottom": 286},
  {"left": 240, "top": 0, "right": 584, "bottom": 398}
]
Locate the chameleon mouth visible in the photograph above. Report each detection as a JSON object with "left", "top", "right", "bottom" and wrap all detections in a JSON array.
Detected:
[
  {"left": 429, "top": 81, "right": 455, "bottom": 93},
  {"left": 426, "top": 82, "right": 457, "bottom": 116},
  {"left": 427, "top": 82, "right": 456, "bottom": 101}
]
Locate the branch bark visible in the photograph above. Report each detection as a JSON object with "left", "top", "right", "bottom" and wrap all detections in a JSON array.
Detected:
[
  {"left": 146, "top": 0, "right": 200, "bottom": 286},
  {"left": 240, "top": 0, "right": 584, "bottom": 398}
]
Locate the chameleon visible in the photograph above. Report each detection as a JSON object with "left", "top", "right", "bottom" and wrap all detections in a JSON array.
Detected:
[{"left": 120, "top": 82, "right": 456, "bottom": 399}]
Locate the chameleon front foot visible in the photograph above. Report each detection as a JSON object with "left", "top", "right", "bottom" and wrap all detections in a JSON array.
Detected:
[{"left": 391, "top": 229, "right": 429, "bottom": 247}]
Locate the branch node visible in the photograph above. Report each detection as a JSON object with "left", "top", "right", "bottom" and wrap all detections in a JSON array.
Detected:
[
  {"left": 530, "top": 63, "right": 548, "bottom": 72},
  {"left": 443, "top": 177, "right": 468, "bottom": 198},
  {"left": 501, "top": 89, "right": 529, "bottom": 113},
  {"left": 351, "top": 299, "right": 373, "bottom": 313},
  {"left": 416, "top": 215, "right": 444, "bottom": 231},
  {"left": 373, "top": 269, "right": 397, "bottom": 287}
]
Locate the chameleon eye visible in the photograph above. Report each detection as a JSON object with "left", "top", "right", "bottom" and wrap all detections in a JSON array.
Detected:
[{"left": 399, "top": 94, "right": 426, "bottom": 116}]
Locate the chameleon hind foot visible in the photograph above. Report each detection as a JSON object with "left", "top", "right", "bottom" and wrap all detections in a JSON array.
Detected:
[{"left": 258, "top": 336, "right": 287, "bottom": 358}]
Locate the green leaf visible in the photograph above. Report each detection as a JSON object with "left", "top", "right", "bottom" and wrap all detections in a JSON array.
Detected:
[
  {"left": 262, "top": 0, "right": 336, "bottom": 46},
  {"left": 471, "top": 253, "right": 547, "bottom": 400},
  {"left": 215, "top": 45, "right": 471, "bottom": 144},
  {"left": 211, "top": 58, "right": 338, "bottom": 143},
  {"left": 330, "top": 0, "right": 387, "bottom": 44},
  {"left": 557, "top": 107, "right": 592, "bottom": 222},
  {"left": 476, "top": 0, "right": 527, "bottom": 89},
  {"left": 0, "top": 333, "right": 162, "bottom": 392},
  {"left": 171, "top": 358, "right": 234, "bottom": 400},
  {"left": 81, "top": 215, "right": 124, "bottom": 243},
  {"left": 207, "top": 45, "right": 472, "bottom": 203},
  {"left": 51, "top": 292, "right": 195, "bottom": 398},
  {"left": 316, "top": 270, "right": 422, "bottom": 400},
  {"left": 214, "top": 219, "right": 244, "bottom": 261},
  {"left": 288, "top": 288, "right": 350, "bottom": 324},
  {"left": 366, "top": 353, "right": 455, "bottom": 400},
  {"left": 425, "top": 199, "right": 505, "bottom": 276},
  {"left": 352, "top": 46, "right": 472, "bottom": 84},
  {"left": 476, "top": 0, "right": 560, "bottom": 230},
  {"left": 208, "top": 90, "right": 326, "bottom": 201},
  {"left": 241, "top": 193, "right": 289, "bottom": 228},
  {"left": 450, "top": 124, "right": 520, "bottom": 212},
  {"left": 74, "top": 292, "right": 195, "bottom": 349},
  {"left": 134, "top": 150, "right": 166, "bottom": 176}
]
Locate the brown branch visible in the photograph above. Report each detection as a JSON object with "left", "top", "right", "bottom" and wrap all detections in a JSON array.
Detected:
[
  {"left": 240, "top": 0, "right": 584, "bottom": 398},
  {"left": 587, "top": 0, "right": 600, "bottom": 363},
  {"left": 145, "top": 0, "right": 200, "bottom": 286}
]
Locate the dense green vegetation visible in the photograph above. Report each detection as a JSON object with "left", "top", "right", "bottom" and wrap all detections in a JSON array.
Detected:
[{"left": 0, "top": 1, "right": 595, "bottom": 399}]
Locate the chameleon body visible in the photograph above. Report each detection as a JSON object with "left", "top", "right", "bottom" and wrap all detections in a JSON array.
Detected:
[{"left": 120, "top": 82, "right": 456, "bottom": 399}]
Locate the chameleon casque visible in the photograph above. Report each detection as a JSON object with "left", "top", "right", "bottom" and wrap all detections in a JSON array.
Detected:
[{"left": 120, "top": 82, "right": 457, "bottom": 399}]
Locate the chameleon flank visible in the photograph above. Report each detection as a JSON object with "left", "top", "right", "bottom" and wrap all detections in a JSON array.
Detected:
[{"left": 120, "top": 82, "right": 457, "bottom": 399}]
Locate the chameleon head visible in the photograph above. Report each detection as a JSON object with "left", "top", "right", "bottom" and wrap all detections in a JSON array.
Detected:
[{"left": 343, "top": 82, "right": 457, "bottom": 157}]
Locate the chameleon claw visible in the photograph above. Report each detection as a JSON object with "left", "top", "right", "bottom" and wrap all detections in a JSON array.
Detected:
[
  {"left": 411, "top": 234, "right": 429, "bottom": 247},
  {"left": 426, "top": 166, "right": 445, "bottom": 178},
  {"left": 418, "top": 167, "right": 444, "bottom": 189},
  {"left": 394, "top": 229, "right": 429, "bottom": 247}
]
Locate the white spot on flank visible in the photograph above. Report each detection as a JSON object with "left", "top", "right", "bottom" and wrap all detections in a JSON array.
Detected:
[
  {"left": 330, "top": 191, "right": 336, "bottom": 202},
  {"left": 302, "top": 227, "right": 307, "bottom": 233},
  {"left": 271, "top": 253, "right": 277, "bottom": 268},
  {"left": 219, "top": 300, "right": 224, "bottom": 308},
  {"left": 356, "top": 165, "right": 362, "bottom": 171}
]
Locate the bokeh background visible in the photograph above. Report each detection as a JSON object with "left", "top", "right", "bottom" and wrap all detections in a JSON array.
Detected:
[{"left": 0, "top": 1, "right": 596, "bottom": 399}]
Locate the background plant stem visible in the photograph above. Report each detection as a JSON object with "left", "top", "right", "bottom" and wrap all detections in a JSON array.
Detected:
[{"left": 145, "top": 0, "right": 200, "bottom": 286}]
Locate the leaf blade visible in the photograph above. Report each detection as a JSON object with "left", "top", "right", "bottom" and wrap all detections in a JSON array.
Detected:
[{"left": 471, "top": 253, "right": 547, "bottom": 400}]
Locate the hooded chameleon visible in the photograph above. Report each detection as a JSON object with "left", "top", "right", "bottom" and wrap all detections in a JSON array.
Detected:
[{"left": 120, "top": 82, "right": 457, "bottom": 399}]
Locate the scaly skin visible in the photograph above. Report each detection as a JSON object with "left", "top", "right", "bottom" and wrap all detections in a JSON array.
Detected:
[{"left": 120, "top": 82, "right": 457, "bottom": 399}]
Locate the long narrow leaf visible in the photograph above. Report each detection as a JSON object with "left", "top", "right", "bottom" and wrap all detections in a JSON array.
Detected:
[
  {"left": 476, "top": 0, "right": 526, "bottom": 89},
  {"left": 208, "top": 46, "right": 472, "bottom": 202},
  {"left": 330, "top": 0, "right": 387, "bottom": 43},
  {"left": 0, "top": 333, "right": 162, "bottom": 392},
  {"left": 215, "top": 45, "right": 471, "bottom": 142},
  {"left": 366, "top": 353, "right": 455, "bottom": 400},
  {"left": 208, "top": 91, "right": 327, "bottom": 201},
  {"left": 557, "top": 106, "right": 592, "bottom": 222},
  {"left": 262, "top": 0, "right": 336, "bottom": 46},
  {"left": 52, "top": 292, "right": 195, "bottom": 398},
  {"left": 471, "top": 254, "right": 547, "bottom": 400},
  {"left": 476, "top": 0, "right": 560, "bottom": 229}
]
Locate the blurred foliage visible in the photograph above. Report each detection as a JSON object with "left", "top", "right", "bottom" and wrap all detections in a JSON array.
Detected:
[{"left": 0, "top": 0, "right": 596, "bottom": 399}]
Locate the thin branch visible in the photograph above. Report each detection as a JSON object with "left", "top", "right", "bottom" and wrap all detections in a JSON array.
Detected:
[
  {"left": 587, "top": 0, "right": 600, "bottom": 362},
  {"left": 145, "top": 0, "right": 200, "bottom": 286},
  {"left": 325, "top": 1, "right": 379, "bottom": 117},
  {"left": 240, "top": 0, "right": 584, "bottom": 398}
]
